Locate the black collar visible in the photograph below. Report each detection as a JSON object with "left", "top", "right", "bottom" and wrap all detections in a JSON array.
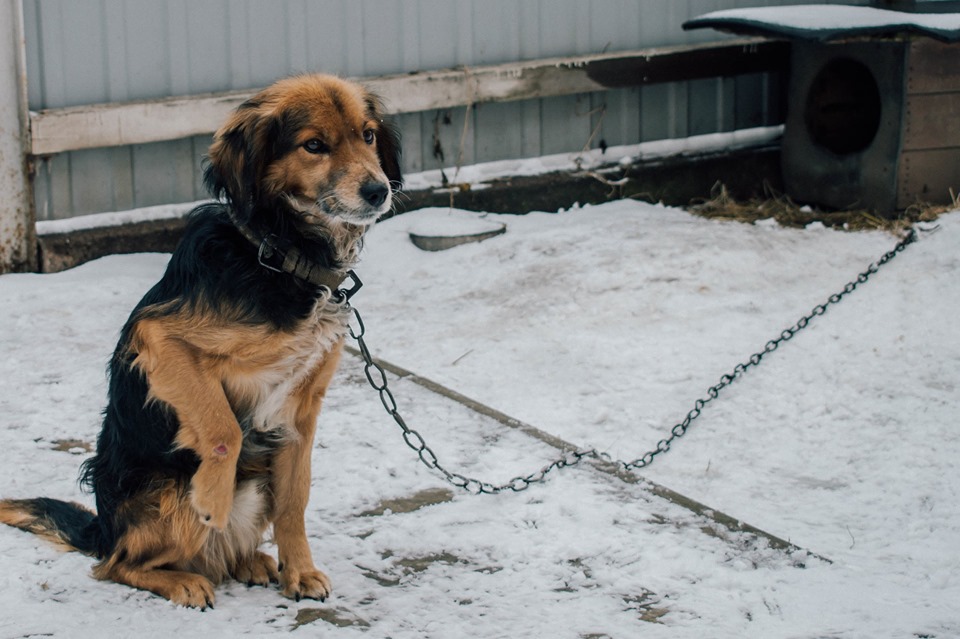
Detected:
[{"left": 226, "top": 208, "right": 363, "bottom": 301}]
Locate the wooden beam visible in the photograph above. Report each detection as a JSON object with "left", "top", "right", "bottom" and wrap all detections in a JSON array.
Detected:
[
  {"left": 29, "top": 38, "right": 787, "bottom": 156},
  {"left": 29, "top": 90, "right": 252, "bottom": 157}
]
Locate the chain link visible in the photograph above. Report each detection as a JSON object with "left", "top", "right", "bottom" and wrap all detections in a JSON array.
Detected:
[
  {"left": 347, "top": 228, "right": 918, "bottom": 492},
  {"left": 348, "top": 309, "right": 592, "bottom": 493}
]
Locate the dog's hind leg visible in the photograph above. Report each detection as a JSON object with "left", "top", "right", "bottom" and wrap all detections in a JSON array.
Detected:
[
  {"left": 94, "top": 482, "right": 223, "bottom": 609},
  {"left": 100, "top": 563, "right": 217, "bottom": 610}
]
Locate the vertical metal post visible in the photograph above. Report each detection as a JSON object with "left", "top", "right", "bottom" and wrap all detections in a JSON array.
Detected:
[{"left": 0, "top": 0, "right": 35, "bottom": 273}]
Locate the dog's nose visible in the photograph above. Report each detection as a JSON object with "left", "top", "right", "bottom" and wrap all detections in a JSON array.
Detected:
[{"left": 360, "top": 182, "right": 389, "bottom": 208}]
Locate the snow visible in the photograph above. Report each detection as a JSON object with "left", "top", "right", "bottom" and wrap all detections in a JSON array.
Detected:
[
  {"left": 686, "top": 4, "right": 960, "bottom": 41},
  {"left": 2, "top": 199, "right": 959, "bottom": 637},
  {"left": 403, "top": 125, "right": 783, "bottom": 191},
  {"left": 405, "top": 209, "right": 505, "bottom": 239},
  {"left": 36, "top": 200, "right": 210, "bottom": 235},
  {"left": 697, "top": 5, "right": 960, "bottom": 31}
]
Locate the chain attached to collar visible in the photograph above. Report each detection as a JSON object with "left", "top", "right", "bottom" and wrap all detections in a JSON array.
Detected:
[{"left": 348, "top": 227, "right": 919, "bottom": 494}]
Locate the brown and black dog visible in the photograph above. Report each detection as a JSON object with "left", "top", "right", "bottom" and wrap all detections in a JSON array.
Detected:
[{"left": 0, "top": 74, "right": 401, "bottom": 609}]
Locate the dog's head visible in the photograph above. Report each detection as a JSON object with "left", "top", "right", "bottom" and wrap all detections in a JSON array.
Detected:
[{"left": 204, "top": 74, "right": 402, "bottom": 229}]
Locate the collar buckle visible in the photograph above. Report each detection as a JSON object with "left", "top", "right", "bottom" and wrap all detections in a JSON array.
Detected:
[{"left": 257, "top": 235, "right": 285, "bottom": 273}]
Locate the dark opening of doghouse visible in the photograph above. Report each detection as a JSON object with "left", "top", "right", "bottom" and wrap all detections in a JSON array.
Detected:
[{"left": 803, "top": 57, "right": 882, "bottom": 155}]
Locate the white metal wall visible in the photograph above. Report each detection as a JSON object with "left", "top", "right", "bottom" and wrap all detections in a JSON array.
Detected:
[{"left": 23, "top": 0, "right": 865, "bottom": 220}]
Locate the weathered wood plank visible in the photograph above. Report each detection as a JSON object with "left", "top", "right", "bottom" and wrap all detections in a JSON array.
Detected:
[
  {"left": 29, "top": 38, "right": 787, "bottom": 156},
  {"left": 903, "top": 92, "right": 960, "bottom": 151},
  {"left": 30, "top": 91, "right": 251, "bottom": 157},
  {"left": 907, "top": 38, "right": 960, "bottom": 95},
  {"left": 897, "top": 148, "right": 960, "bottom": 208}
]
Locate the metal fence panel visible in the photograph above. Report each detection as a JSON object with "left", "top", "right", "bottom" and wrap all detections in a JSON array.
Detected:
[{"left": 23, "top": 0, "right": 866, "bottom": 220}]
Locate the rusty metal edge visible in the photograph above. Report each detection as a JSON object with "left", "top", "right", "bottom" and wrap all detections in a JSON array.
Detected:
[{"left": 343, "top": 344, "right": 831, "bottom": 565}]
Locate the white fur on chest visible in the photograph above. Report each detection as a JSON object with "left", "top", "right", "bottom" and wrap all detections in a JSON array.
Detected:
[{"left": 227, "top": 296, "right": 350, "bottom": 436}]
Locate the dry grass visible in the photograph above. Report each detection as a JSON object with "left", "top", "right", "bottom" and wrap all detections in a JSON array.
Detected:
[{"left": 687, "top": 182, "right": 953, "bottom": 235}]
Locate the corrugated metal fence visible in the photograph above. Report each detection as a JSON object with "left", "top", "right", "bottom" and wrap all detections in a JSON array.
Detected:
[{"left": 23, "top": 0, "right": 863, "bottom": 221}]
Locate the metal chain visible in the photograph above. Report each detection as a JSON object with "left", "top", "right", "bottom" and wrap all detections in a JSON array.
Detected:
[
  {"left": 349, "top": 308, "right": 589, "bottom": 494},
  {"left": 347, "top": 227, "right": 918, "bottom": 493},
  {"left": 621, "top": 227, "right": 917, "bottom": 470}
]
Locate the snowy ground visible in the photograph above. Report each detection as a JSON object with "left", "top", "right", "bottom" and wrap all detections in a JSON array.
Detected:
[{"left": 1, "top": 199, "right": 958, "bottom": 638}]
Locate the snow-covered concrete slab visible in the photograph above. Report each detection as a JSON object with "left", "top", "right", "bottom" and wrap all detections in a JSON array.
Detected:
[{"left": 2, "top": 200, "right": 958, "bottom": 637}]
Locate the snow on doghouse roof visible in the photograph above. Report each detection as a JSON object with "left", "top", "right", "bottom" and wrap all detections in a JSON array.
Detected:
[{"left": 684, "top": 4, "right": 960, "bottom": 42}]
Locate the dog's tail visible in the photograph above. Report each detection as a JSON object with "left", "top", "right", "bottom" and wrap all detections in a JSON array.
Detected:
[{"left": 0, "top": 497, "right": 100, "bottom": 557}]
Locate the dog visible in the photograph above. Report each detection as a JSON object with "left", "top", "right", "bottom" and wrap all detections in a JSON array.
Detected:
[{"left": 0, "top": 74, "right": 401, "bottom": 609}]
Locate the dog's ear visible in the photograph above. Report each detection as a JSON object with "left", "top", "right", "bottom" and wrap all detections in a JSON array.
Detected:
[
  {"left": 375, "top": 119, "right": 402, "bottom": 189},
  {"left": 365, "top": 93, "right": 402, "bottom": 189},
  {"left": 203, "top": 99, "right": 284, "bottom": 210}
]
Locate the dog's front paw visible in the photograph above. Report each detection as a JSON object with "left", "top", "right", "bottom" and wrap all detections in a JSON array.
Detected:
[
  {"left": 189, "top": 460, "right": 235, "bottom": 530},
  {"left": 280, "top": 565, "right": 332, "bottom": 602}
]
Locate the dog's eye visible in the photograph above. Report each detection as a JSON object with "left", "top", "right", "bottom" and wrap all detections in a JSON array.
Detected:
[
  {"left": 362, "top": 129, "right": 376, "bottom": 145},
  {"left": 303, "top": 138, "right": 330, "bottom": 154}
]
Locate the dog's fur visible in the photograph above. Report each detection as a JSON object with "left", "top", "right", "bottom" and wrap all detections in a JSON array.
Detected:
[{"left": 0, "top": 74, "right": 401, "bottom": 609}]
